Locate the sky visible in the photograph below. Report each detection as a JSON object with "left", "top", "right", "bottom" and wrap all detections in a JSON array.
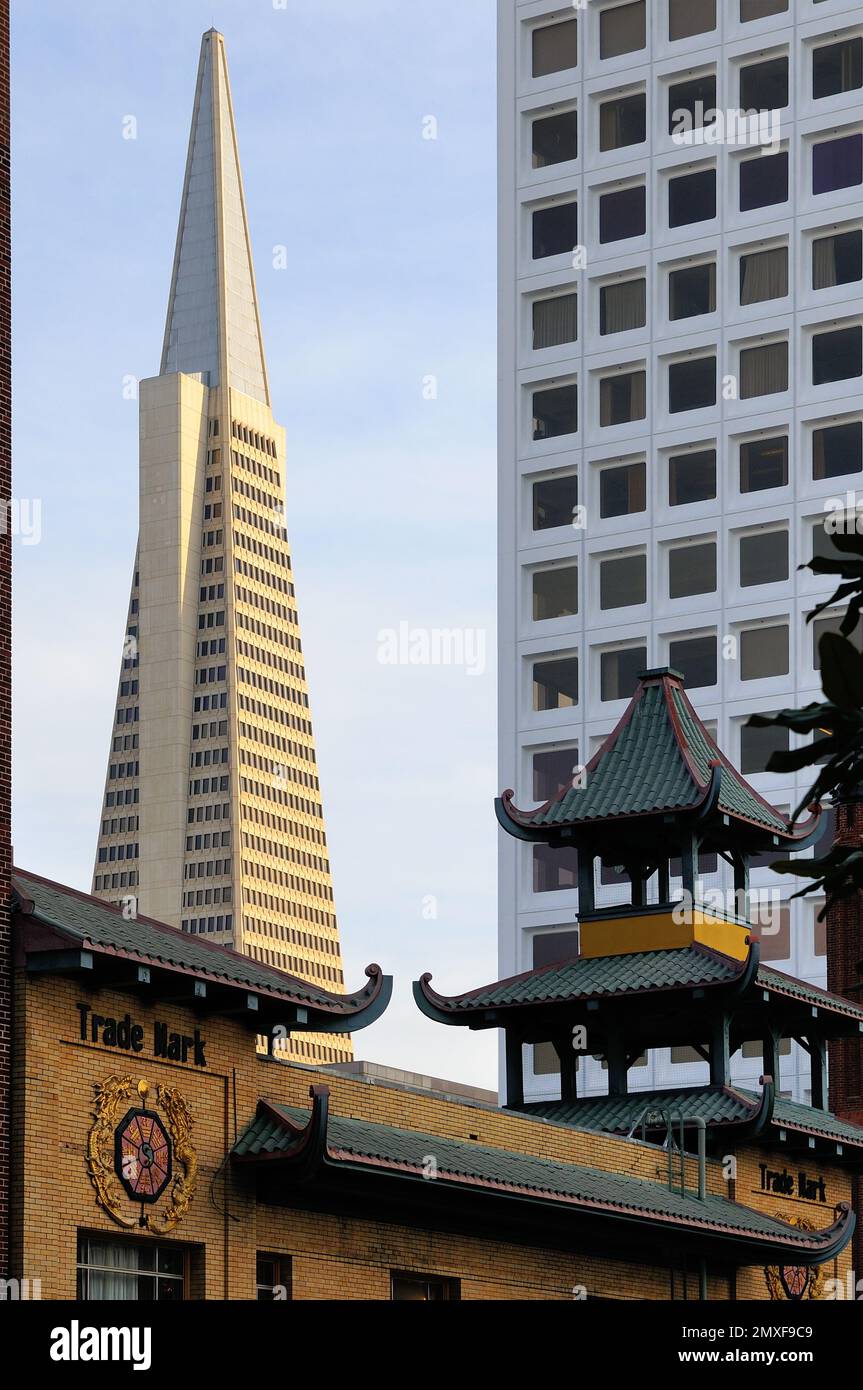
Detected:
[{"left": 11, "top": 0, "right": 499, "bottom": 1087}]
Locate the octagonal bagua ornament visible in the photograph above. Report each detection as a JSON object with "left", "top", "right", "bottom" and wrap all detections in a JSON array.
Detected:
[{"left": 115, "top": 1105, "right": 172, "bottom": 1204}]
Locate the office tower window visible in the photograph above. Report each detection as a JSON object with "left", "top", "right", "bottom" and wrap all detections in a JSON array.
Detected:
[
  {"left": 533, "top": 656, "right": 579, "bottom": 710},
  {"left": 756, "top": 904, "right": 791, "bottom": 963},
  {"left": 600, "top": 2, "right": 646, "bottom": 60},
  {"left": 740, "top": 723, "right": 789, "bottom": 777},
  {"left": 813, "top": 134, "right": 863, "bottom": 195},
  {"left": 669, "top": 0, "right": 716, "bottom": 42},
  {"left": 740, "top": 436, "right": 789, "bottom": 492},
  {"left": 533, "top": 293, "right": 578, "bottom": 350},
  {"left": 669, "top": 263, "right": 716, "bottom": 320},
  {"left": 599, "top": 184, "right": 646, "bottom": 242},
  {"left": 812, "top": 517, "right": 846, "bottom": 563},
  {"left": 601, "top": 645, "right": 647, "bottom": 701},
  {"left": 740, "top": 530, "right": 788, "bottom": 587},
  {"left": 533, "top": 747, "right": 579, "bottom": 802},
  {"left": 740, "top": 246, "right": 788, "bottom": 305},
  {"left": 533, "top": 930, "right": 579, "bottom": 967},
  {"left": 740, "top": 0, "right": 787, "bottom": 21},
  {"left": 813, "top": 229, "right": 862, "bottom": 290},
  {"left": 533, "top": 565, "right": 578, "bottom": 621},
  {"left": 812, "top": 421, "right": 862, "bottom": 479},
  {"left": 391, "top": 1273, "right": 459, "bottom": 1302},
  {"left": 668, "top": 356, "right": 716, "bottom": 413},
  {"left": 599, "top": 369, "right": 646, "bottom": 426},
  {"left": 669, "top": 74, "right": 716, "bottom": 135},
  {"left": 600, "top": 553, "right": 646, "bottom": 609},
  {"left": 813, "top": 612, "right": 863, "bottom": 668},
  {"left": 812, "top": 326, "right": 863, "bottom": 385},
  {"left": 669, "top": 541, "right": 717, "bottom": 598},
  {"left": 669, "top": 167, "right": 716, "bottom": 226},
  {"left": 533, "top": 474, "right": 578, "bottom": 530},
  {"left": 740, "top": 624, "right": 789, "bottom": 680},
  {"left": 532, "top": 201, "right": 578, "bottom": 259},
  {"left": 813, "top": 38, "right": 863, "bottom": 101},
  {"left": 668, "top": 634, "right": 717, "bottom": 689},
  {"left": 740, "top": 56, "right": 788, "bottom": 112},
  {"left": 599, "top": 92, "right": 646, "bottom": 151},
  {"left": 599, "top": 460, "right": 646, "bottom": 518},
  {"left": 532, "top": 18, "right": 578, "bottom": 79},
  {"left": 668, "top": 447, "right": 716, "bottom": 505},
  {"left": 740, "top": 150, "right": 788, "bottom": 210},
  {"left": 532, "top": 110, "right": 578, "bottom": 168},
  {"left": 600, "top": 278, "right": 646, "bottom": 334},
  {"left": 533, "top": 384, "right": 578, "bottom": 440},
  {"left": 739, "top": 341, "right": 789, "bottom": 398},
  {"left": 533, "top": 842, "right": 579, "bottom": 892}
]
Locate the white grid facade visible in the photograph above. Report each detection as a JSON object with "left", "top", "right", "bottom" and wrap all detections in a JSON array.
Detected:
[{"left": 498, "top": 0, "right": 863, "bottom": 1103}]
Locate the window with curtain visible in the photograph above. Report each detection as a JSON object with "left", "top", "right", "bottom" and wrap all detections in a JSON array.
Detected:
[
  {"left": 739, "top": 624, "right": 789, "bottom": 680},
  {"left": 670, "top": 263, "right": 716, "bottom": 320},
  {"left": 600, "top": 2, "right": 646, "bottom": 60},
  {"left": 532, "top": 110, "right": 578, "bottom": 169},
  {"left": 600, "top": 553, "right": 646, "bottom": 609},
  {"left": 532, "top": 18, "right": 578, "bottom": 79},
  {"left": 740, "top": 0, "right": 787, "bottom": 22},
  {"left": 740, "top": 150, "right": 788, "bottom": 211},
  {"left": 740, "top": 246, "right": 788, "bottom": 305},
  {"left": 740, "top": 530, "right": 789, "bottom": 587},
  {"left": 812, "top": 421, "right": 862, "bottom": 479},
  {"left": 600, "top": 370, "right": 646, "bottom": 426},
  {"left": 600, "top": 278, "right": 646, "bottom": 334},
  {"left": 740, "top": 57, "right": 788, "bottom": 112},
  {"left": 812, "top": 229, "right": 862, "bottom": 290},
  {"left": 669, "top": 74, "right": 716, "bottom": 136},
  {"left": 256, "top": 1254, "right": 292, "bottom": 1300},
  {"left": 669, "top": 0, "right": 716, "bottom": 42},
  {"left": 669, "top": 634, "right": 717, "bottom": 689},
  {"left": 740, "top": 436, "right": 788, "bottom": 492},
  {"left": 76, "top": 1236, "right": 186, "bottom": 1300},
  {"left": 601, "top": 645, "right": 647, "bottom": 701},
  {"left": 668, "top": 541, "right": 717, "bottom": 598},
  {"left": 739, "top": 341, "right": 788, "bottom": 399},
  {"left": 533, "top": 473, "right": 578, "bottom": 530},
  {"left": 533, "top": 655, "right": 579, "bottom": 710},
  {"left": 533, "top": 293, "right": 578, "bottom": 350},
  {"left": 813, "top": 38, "right": 863, "bottom": 100},
  {"left": 599, "top": 92, "right": 646, "bottom": 151},
  {"left": 532, "top": 564, "right": 578, "bottom": 621},
  {"left": 668, "top": 448, "right": 716, "bottom": 505},
  {"left": 599, "top": 460, "right": 646, "bottom": 518},
  {"left": 668, "top": 357, "right": 716, "bottom": 413},
  {"left": 813, "top": 134, "right": 863, "bottom": 196},
  {"left": 669, "top": 168, "right": 716, "bottom": 227},
  {"left": 812, "top": 326, "right": 863, "bottom": 385},
  {"left": 532, "top": 384, "right": 578, "bottom": 440},
  {"left": 599, "top": 185, "right": 646, "bottom": 243}
]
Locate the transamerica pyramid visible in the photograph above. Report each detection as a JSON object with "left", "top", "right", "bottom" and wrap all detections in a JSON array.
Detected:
[{"left": 92, "top": 30, "right": 352, "bottom": 1066}]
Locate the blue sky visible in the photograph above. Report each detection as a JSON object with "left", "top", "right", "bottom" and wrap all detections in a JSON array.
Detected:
[{"left": 11, "top": 0, "right": 499, "bottom": 1085}]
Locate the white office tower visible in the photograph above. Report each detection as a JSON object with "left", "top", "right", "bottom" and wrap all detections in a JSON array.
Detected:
[{"left": 498, "top": 0, "right": 863, "bottom": 1101}]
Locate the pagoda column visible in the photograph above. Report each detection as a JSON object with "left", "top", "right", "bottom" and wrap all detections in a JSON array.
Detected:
[{"left": 825, "top": 791, "right": 863, "bottom": 1280}]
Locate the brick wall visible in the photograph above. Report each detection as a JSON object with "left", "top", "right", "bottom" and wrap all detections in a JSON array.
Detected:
[{"left": 0, "top": 0, "right": 11, "bottom": 1282}]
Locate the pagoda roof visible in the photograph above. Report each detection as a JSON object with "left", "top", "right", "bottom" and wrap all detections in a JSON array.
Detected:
[
  {"left": 497, "top": 668, "right": 820, "bottom": 850},
  {"left": 231, "top": 1085, "right": 854, "bottom": 1266},
  {"left": 414, "top": 943, "right": 863, "bottom": 1040},
  {"left": 13, "top": 869, "right": 392, "bottom": 1037}
]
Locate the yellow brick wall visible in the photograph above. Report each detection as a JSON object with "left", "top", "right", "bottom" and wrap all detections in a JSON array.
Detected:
[{"left": 9, "top": 970, "right": 854, "bottom": 1301}]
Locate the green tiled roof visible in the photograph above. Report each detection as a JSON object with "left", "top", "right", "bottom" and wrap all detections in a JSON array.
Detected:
[
  {"left": 233, "top": 1097, "right": 850, "bottom": 1253},
  {"left": 13, "top": 868, "right": 381, "bottom": 1016},
  {"left": 518, "top": 1086, "right": 756, "bottom": 1135},
  {"left": 418, "top": 945, "right": 743, "bottom": 1014},
  {"left": 758, "top": 964, "right": 863, "bottom": 1023},
  {"left": 500, "top": 668, "right": 805, "bottom": 839},
  {"left": 769, "top": 1094, "right": 863, "bottom": 1149}
]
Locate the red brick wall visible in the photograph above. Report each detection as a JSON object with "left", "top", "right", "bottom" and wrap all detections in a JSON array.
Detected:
[
  {"left": 0, "top": 0, "right": 10, "bottom": 1279},
  {"left": 825, "top": 796, "right": 863, "bottom": 1279}
]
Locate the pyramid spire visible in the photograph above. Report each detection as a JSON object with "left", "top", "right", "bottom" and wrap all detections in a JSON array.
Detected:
[{"left": 161, "top": 30, "right": 270, "bottom": 405}]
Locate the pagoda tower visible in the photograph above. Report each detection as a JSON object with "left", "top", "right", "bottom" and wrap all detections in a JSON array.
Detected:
[{"left": 92, "top": 31, "right": 351, "bottom": 1066}]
